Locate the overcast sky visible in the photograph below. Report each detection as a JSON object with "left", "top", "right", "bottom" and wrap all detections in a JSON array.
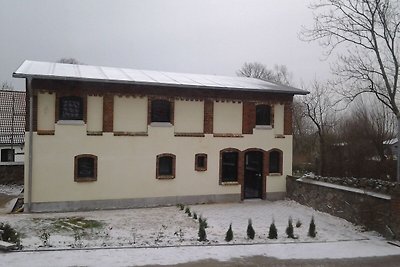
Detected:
[{"left": 0, "top": 0, "right": 332, "bottom": 90}]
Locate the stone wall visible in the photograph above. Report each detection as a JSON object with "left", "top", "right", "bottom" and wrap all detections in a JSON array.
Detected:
[
  {"left": 0, "top": 163, "right": 24, "bottom": 185},
  {"left": 286, "top": 175, "right": 400, "bottom": 239}
]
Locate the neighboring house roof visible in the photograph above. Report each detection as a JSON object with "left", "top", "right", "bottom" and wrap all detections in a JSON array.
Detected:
[
  {"left": 0, "top": 90, "right": 26, "bottom": 145},
  {"left": 13, "top": 60, "right": 308, "bottom": 95},
  {"left": 383, "top": 138, "right": 397, "bottom": 145}
]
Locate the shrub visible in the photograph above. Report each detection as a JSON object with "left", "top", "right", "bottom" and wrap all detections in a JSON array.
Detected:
[
  {"left": 193, "top": 212, "right": 198, "bottom": 220},
  {"left": 286, "top": 217, "right": 295, "bottom": 239},
  {"left": 225, "top": 224, "right": 233, "bottom": 242},
  {"left": 268, "top": 221, "right": 278, "bottom": 239},
  {"left": 39, "top": 230, "right": 51, "bottom": 247},
  {"left": 295, "top": 219, "right": 302, "bottom": 228},
  {"left": 177, "top": 204, "right": 184, "bottom": 211},
  {"left": 199, "top": 217, "right": 208, "bottom": 228},
  {"left": 308, "top": 216, "right": 317, "bottom": 238},
  {"left": 198, "top": 222, "right": 207, "bottom": 242},
  {"left": 0, "top": 223, "right": 21, "bottom": 247},
  {"left": 247, "top": 219, "right": 255, "bottom": 240}
]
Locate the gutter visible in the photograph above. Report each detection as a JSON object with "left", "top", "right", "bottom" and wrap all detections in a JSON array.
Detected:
[{"left": 27, "top": 78, "right": 33, "bottom": 212}]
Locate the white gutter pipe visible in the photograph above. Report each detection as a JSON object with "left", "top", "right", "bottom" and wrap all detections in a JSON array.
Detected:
[{"left": 27, "top": 78, "right": 33, "bottom": 212}]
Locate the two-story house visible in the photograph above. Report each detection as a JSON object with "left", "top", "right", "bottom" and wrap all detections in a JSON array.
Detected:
[{"left": 13, "top": 60, "right": 307, "bottom": 212}]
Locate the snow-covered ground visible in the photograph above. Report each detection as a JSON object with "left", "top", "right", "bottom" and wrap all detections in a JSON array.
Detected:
[{"left": 0, "top": 200, "right": 399, "bottom": 266}]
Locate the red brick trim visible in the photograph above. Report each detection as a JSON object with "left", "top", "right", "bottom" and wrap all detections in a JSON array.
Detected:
[
  {"left": 113, "top": 131, "right": 148, "bottom": 136},
  {"left": 242, "top": 102, "right": 255, "bottom": 134},
  {"left": 33, "top": 95, "right": 38, "bottom": 132},
  {"left": 213, "top": 134, "right": 243, "bottom": 138},
  {"left": 87, "top": 131, "right": 103, "bottom": 136},
  {"left": 195, "top": 153, "right": 207, "bottom": 171},
  {"left": 74, "top": 154, "right": 97, "bottom": 182},
  {"left": 174, "top": 132, "right": 205, "bottom": 137},
  {"left": 284, "top": 103, "right": 293, "bottom": 135},
  {"left": 203, "top": 100, "right": 213, "bottom": 134},
  {"left": 156, "top": 153, "right": 176, "bottom": 179},
  {"left": 37, "top": 130, "right": 55, "bottom": 135},
  {"left": 102, "top": 94, "right": 114, "bottom": 132}
]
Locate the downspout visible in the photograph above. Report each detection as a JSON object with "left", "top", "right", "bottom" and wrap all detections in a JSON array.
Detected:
[{"left": 27, "top": 77, "right": 33, "bottom": 212}]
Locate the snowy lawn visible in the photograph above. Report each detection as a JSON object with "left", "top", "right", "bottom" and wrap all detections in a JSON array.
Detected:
[{"left": 0, "top": 200, "right": 382, "bottom": 250}]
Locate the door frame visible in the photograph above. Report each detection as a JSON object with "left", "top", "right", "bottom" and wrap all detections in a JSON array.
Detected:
[{"left": 241, "top": 148, "right": 268, "bottom": 200}]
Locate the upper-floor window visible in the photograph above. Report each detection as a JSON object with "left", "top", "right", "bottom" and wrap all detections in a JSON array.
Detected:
[
  {"left": 256, "top": 104, "right": 271, "bottom": 126},
  {"left": 1, "top": 149, "right": 14, "bottom": 162},
  {"left": 220, "top": 150, "right": 239, "bottom": 182},
  {"left": 151, "top": 100, "right": 171, "bottom": 123},
  {"left": 156, "top": 153, "right": 176, "bottom": 179},
  {"left": 74, "top": 154, "right": 97, "bottom": 182},
  {"left": 60, "top": 96, "right": 83, "bottom": 120},
  {"left": 195, "top": 153, "right": 207, "bottom": 171},
  {"left": 269, "top": 150, "right": 282, "bottom": 174}
]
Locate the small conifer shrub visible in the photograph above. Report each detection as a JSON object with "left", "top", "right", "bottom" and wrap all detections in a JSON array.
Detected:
[
  {"left": 268, "top": 221, "right": 278, "bottom": 239},
  {"left": 199, "top": 217, "right": 208, "bottom": 228},
  {"left": 193, "top": 212, "right": 198, "bottom": 220},
  {"left": 0, "top": 223, "right": 21, "bottom": 248},
  {"left": 247, "top": 219, "right": 255, "bottom": 240},
  {"left": 295, "top": 219, "right": 302, "bottom": 228},
  {"left": 286, "top": 217, "right": 295, "bottom": 239},
  {"left": 198, "top": 222, "right": 207, "bottom": 241},
  {"left": 177, "top": 204, "right": 184, "bottom": 211},
  {"left": 185, "top": 206, "right": 190, "bottom": 214},
  {"left": 308, "top": 216, "right": 317, "bottom": 238},
  {"left": 225, "top": 224, "right": 233, "bottom": 242}
]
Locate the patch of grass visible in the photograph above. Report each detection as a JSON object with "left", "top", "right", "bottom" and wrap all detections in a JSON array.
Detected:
[{"left": 52, "top": 217, "right": 103, "bottom": 231}]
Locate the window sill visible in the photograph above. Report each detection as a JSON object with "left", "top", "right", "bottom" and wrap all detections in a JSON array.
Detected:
[
  {"left": 195, "top": 168, "right": 207, "bottom": 172},
  {"left": 87, "top": 131, "right": 103, "bottom": 136},
  {"left": 74, "top": 177, "right": 97, "bottom": 182},
  {"left": 37, "top": 130, "right": 55, "bottom": 135},
  {"left": 255, "top": 125, "right": 272, "bottom": 129},
  {"left": 268, "top": 173, "right": 282, "bottom": 176},
  {"left": 150, "top": 122, "right": 173, "bottom": 127},
  {"left": 156, "top": 175, "right": 175, "bottom": 180},
  {"left": 58, "top": 120, "right": 85, "bottom": 125},
  {"left": 220, "top": 181, "right": 239, "bottom": 185}
]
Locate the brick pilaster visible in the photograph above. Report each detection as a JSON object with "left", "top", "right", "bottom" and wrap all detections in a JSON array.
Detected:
[
  {"left": 242, "top": 102, "right": 255, "bottom": 134},
  {"left": 103, "top": 94, "right": 114, "bottom": 132},
  {"left": 284, "top": 103, "right": 293, "bottom": 135},
  {"left": 204, "top": 100, "right": 213, "bottom": 134}
]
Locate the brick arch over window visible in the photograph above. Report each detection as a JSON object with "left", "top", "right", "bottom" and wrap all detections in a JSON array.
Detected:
[
  {"left": 156, "top": 153, "right": 176, "bottom": 179},
  {"left": 219, "top": 148, "right": 243, "bottom": 184},
  {"left": 268, "top": 149, "right": 283, "bottom": 175},
  {"left": 74, "top": 154, "right": 97, "bottom": 182}
]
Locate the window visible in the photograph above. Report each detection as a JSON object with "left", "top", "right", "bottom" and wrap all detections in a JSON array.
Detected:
[
  {"left": 1, "top": 149, "right": 14, "bottom": 162},
  {"left": 151, "top": 100, "right": 171, "bottom": 123},
  {"left": 256, "top": 105, "right": 271, "bottom": 126},
  {"left": 220, "top": 151, "right": 239, "bottom": 182},
  {"left": 59, "top": 96, "right": 83, "bottom": 120},
  {"left": 195, "top": 153, "right": 207, "bottom": 171},
  {"left": 74, "top": 154, "right": 97, "bottom": 182},
  {"left": 269, "top": 150, "right": 281, "bottom": 174},
  {"left": 156, "top": 153, "right": 176, "bottom": 179}
]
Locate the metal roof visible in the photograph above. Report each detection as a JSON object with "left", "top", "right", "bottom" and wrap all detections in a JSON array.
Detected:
[
  {"left": 13, "top": 60, "right": 308, "bottom": 95},
  {"left": 0, "top": 90, "right": 25, "bottom": 145}
]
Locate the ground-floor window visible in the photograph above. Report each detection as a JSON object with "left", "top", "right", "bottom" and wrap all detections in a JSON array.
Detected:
[
  {"left": 269, "top": 150, "right": 282, "bottom": 174},
  {"left": 156, "top": 153, "right": 176, "bottom": 179},
  {"left": 195, "top": 153, "right": 207, "bottom": 171},
  {"left": 74, "top": 154, "right": 97, "bottom": 182},
  {"left": 1, "top": 148, "right": 14, "bottom": 162},
  {"left": 220, "top": 150, "right": 239, "bottom": 182}
]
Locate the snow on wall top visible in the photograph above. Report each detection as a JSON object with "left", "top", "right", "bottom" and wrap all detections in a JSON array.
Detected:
[{"left": 13, "top": 60, "right": 308, "bottom": 95}]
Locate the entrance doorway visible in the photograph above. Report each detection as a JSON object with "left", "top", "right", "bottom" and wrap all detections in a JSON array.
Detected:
[{"left": 244, "top": 151, "right": 263, "bottom": 199}]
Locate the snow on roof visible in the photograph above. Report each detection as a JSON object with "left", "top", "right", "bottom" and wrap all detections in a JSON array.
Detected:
[
  {"left": 13, "top": 60, "right": 308, "bottom": 95},
  {"left": 0, "top": 90, "right": 25, "bottom": 145},
  {"left": 383, "top": 138, "right": 397, "bottom": 145}
]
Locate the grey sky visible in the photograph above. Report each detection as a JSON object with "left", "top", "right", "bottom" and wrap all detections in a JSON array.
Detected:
[{"left": 0, "top": 0, "right": 331, "bottom": 90}]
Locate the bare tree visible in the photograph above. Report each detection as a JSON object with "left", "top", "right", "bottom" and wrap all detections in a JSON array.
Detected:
[
  {"left": 57, "top": 58, "right": 82, "bottom": 64},
  {"left": 301, "top": 0, "right": 400, "bottom": 181},
  {"left": 1, "top": 81, "right": 14, "bottom": 90},
  {"left": 303, "top": 80, "right": 338, "bottom": 175},
  {"left": 237, "top": 62, "right": 292, "bottom": 85}
]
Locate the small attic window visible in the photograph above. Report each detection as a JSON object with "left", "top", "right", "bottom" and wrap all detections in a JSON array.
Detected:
[
  {"left": 59, "top": 96, "right": 83, "bottom": 120},
  {"left": 256, "top": 104, "right": 271, "bottom": 126},
  {"left": 195, "top": 153, "right": 207, "bottom": 171},
  {"left": 151, "top": 100, "right": 171, "bottom": 123}
]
